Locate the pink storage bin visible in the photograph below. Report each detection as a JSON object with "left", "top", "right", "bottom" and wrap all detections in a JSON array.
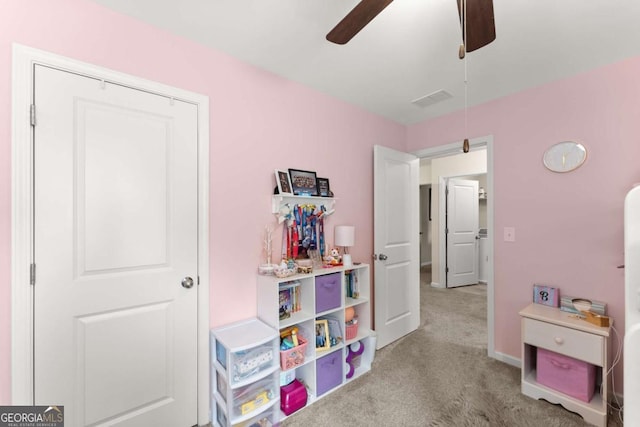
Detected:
[
  {"left": 345, "top": 322, "right": 359, "bottom": 340},
  {"left": 280, "top": 337, "right": 308, "bottom": 370},
  {"left": 536, "top": 347, "right": 596, "bottom": 402}
]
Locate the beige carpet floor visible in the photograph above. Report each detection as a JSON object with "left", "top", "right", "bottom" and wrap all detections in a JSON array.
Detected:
[{"left": 281, "top": 267, "right": 623, "bottom": 426}]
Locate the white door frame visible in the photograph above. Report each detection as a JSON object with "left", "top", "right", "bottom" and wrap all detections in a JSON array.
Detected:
[
  {"left": 412, "top": 136, "right": 497, "bottom": 361},
  {"left": 11, "top": 44, "right": 211, "bottom": 425}
]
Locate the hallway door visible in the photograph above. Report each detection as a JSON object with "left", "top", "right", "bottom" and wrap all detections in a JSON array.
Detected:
[
  {"left": 446, "top": 178, "right": 479, "bottom": 287},
  {"left": 33, "top": 65, "right": 199, "bottom": 426}
]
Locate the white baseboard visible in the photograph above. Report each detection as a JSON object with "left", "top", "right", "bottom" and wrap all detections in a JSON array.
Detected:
[
  {"left": 493, "top": 351, "right": 521, "bottom": 368},
  {"left": 430, "top": 282, "right": 445, "bottom": 289}
]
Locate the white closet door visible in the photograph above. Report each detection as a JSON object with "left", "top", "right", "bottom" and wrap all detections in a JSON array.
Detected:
[
  {"left": 33, "top": 65, "right": 198, "bottom": 427},
  {"left": 446, "top": 178, "right": 479, "bottom": 288}
]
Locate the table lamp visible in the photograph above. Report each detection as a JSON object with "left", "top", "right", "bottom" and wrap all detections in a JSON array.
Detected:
[{"left": 334, "top": 225, "right": 355, "bottom": 267}]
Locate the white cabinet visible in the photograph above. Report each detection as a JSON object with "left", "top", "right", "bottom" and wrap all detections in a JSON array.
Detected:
[
  {"left": 257, "top": 264, "right": 375, "bottom": 420},
  {"left": 519, "top": 304, "right": 611, "bottom": 427},
  {"left": 210, "top": 318, "right": 280, "bottom": 427}
]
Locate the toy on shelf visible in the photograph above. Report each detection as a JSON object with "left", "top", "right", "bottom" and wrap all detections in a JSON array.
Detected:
[
  {"left": 324, "top": 247, "right": 342, "bottom": 267},
  {"left": 345, "top": 341, "right": 365, "bottom": 379},
  {"left": 274, "top": 260, "right": 297, "bottom": 278},
  {"left": 280, "top": 326, "right": 308, "bottom": 370},
  {"left": 296, "top": 258, "right": 313, "bottom": 274},
  {"left": 326, "top": 317, "right": 343, "bottom": 347}
]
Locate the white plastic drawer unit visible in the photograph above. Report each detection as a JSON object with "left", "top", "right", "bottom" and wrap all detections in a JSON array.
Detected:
[
  {"left": 212, "top": 321, "right": 279, "bottom": 386},
  {"left": 522, "top": 318, "right": 604, "bottom": 366}
]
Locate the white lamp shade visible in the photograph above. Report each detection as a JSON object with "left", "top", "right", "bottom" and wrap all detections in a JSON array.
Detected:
[{"left": 334, "top": 225, "right": 355, "bottom": 248}]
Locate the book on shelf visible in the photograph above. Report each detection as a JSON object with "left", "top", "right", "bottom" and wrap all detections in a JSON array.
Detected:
[
  {"left": 345, "top": 270, "right": 359, "bottom": 299},
  {"left": 279, "top": 280, "right": 301, "bottom": 318}
]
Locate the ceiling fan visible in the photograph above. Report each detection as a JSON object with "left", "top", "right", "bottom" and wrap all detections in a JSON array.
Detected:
[{"left": 326, "top": 0, "right": 496, "bottom": 57}]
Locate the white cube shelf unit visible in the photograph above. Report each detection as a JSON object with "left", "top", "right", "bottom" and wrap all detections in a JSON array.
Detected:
[
  {"left": 210, "top": 318, "right": 280, "bottom": 427},
  {"left": 257, "top": 263, "right": 376, "bottom": 421}
]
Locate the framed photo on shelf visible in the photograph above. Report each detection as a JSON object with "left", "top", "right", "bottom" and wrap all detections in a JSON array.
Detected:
[
  {"left": 326, "top": 317, "right": 343, "bottom": 344},
  {"left": 316, "top": 177, "right": 331, "bottom": 197},
  {"left": 288, "top": 168, "right": 318, "bottom": 196},
  {"left": 275, "top": 169, "right": 293, "bottom": 195},
  {"left": 315, "top": 319, "right": 330, "bottom": 350}
]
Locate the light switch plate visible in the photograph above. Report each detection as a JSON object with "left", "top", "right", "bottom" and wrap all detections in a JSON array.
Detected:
[{"left": 504, "top": 227, "right": 515, "bottom": 242}]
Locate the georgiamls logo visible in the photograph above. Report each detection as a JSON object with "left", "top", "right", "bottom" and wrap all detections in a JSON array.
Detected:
[{"left": 0, "top": 405, "right": 64, "bottom": 426}]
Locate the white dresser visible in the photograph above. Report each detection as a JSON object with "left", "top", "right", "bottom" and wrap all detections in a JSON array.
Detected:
[{"left": 519, "top": 303, "right": 611, "bottom": 427}]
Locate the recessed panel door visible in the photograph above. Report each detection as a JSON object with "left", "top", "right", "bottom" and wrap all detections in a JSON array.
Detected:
[
  {"left": 446, "top": 178, "right": 479, "bottom": 288},
  {"left": 33, "top": 65, "right": 198, "bottom": 427},
  {"left": 373, "top": 145, "right": 420, "bottom": 349}
]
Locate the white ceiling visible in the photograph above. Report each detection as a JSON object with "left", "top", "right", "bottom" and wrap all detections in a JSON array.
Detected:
[{"left": 90, "top": 0, "right": 640, "bottom": 125}]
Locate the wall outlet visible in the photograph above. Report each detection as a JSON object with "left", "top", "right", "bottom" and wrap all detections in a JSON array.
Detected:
[{"left": 504, "top": 227, "right": 516, "bottom": 242}]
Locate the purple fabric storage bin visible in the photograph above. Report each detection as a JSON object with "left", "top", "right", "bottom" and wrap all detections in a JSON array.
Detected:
[
  {"left": 315, "top": 351, "right": 343, "bottom": 396},
  {"left": 315, "top": 273, "right": 341, "bottom": 313},
  {"left": 537, "top": 347, "right": 596, "bottom": 402}
]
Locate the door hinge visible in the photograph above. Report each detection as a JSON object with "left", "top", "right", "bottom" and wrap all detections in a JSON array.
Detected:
[
  {"left": 446, "top": 267, "right": 449, "bottom": 273},
  {"left": 197, "top": 276, "right": 200, "bottom": 286},
  {"left": 30, "top": 263, "right": 36, "bottom": 286},
  {"left": 30, "top": 104, "right": 36, "bottom": 127}
]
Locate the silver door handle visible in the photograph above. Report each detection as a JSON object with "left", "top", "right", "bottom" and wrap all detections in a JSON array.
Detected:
[
  {"left": 378, "top": 254, "right": 388, "bottom": 261},
  {"left": 181, "top": 277, "right": 194, "bottom": 289}
]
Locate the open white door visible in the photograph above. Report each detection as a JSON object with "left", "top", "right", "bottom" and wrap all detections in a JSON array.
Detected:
[
  {"left": 373, "top": 145, "right": 420, "bottom": 349},
  {"left": 446, "top": 178, "right": 479, "bottom": 288}
]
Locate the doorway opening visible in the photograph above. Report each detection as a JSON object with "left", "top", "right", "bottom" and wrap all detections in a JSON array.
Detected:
[{"left": 412, "top": 136, "right": 495, "bottom": 358}]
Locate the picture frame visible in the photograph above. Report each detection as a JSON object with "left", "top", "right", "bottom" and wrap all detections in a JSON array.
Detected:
[
  {"left": 316, "top": 177, "right": 331, "bottom": 197},
  {"left": 326, "top": 317, "right": 343, "bottom": 345},
  {"left": 288, "top": 168, "right": 318, "bottom": 196},
  {"left": 275, "top": 169, "right": 293, "bottom": 195},
  {"left": 533, "top": 284, "right": 559, "bottom": 307},
  {"left": 315, "top": 319, "right": 330, "bottom": 350}
]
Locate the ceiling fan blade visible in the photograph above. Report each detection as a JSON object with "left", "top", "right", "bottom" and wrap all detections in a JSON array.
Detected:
[
  {"left": 457, "top": 0, "right": 496, "bottom": 52},
  {"left": 326, "top": 0, "right": 394, "bottom": 45}
]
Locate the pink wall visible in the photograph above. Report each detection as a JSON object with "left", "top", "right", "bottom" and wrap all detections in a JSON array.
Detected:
[
  {"left": 408, "top": 55, "right": 640, "bottom": 391},
  {"left": 0, "top": 0, "right": 405, "bottom": 403}
]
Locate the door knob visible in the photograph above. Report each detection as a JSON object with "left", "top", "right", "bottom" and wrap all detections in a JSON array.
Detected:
[
  {"left": 378, "top": 254, "right": 388, "bottom": 261},
  {"left": 181, "top": 277, "right": 194, "bottom": 289}
]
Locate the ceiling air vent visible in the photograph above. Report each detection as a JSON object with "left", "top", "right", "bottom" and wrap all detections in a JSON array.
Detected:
[{"left": 411, "top": 90, "right": 453, "bottom": 108}]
